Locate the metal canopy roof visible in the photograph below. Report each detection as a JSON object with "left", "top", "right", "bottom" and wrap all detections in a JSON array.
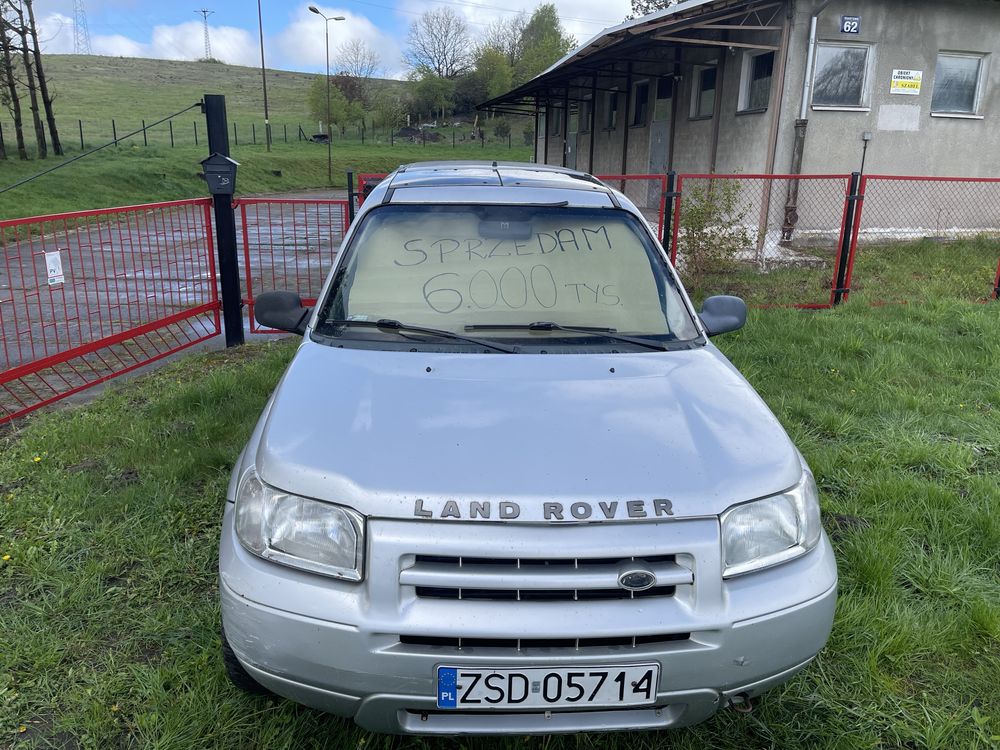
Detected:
[{"left": 479, "top": 0, "right": 784, "bottom": 113}]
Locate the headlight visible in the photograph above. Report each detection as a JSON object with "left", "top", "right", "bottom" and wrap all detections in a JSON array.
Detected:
[
  {"left": 234, "top": 470, "right": 364, "bottom": 581},
  {"left": 721, "top": 469, "right": 822, "bottom": 578}
]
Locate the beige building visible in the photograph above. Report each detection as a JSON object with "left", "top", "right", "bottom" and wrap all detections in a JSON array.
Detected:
[{"left": 482, "top": 0, "right": 1000, "bottom": 181}]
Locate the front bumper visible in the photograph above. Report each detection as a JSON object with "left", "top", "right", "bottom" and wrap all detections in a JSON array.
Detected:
[{"left": 219, "top": 506, "right": 837, "bottom": 735}]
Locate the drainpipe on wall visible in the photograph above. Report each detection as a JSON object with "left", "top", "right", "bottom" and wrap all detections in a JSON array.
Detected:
[
  {"left": 784, "top": 0, "right": 835, "bottom": 241},
  {"left": 757, "top": 0, "right": 794, "bottom": 263},
  {"left": 708, "top": 34, "right": 728, "bottom": 174}
]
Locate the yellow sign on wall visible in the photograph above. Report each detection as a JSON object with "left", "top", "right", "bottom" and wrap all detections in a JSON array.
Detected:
[{"left": 890, "top": 69, "right": 923, "bottom": 95}]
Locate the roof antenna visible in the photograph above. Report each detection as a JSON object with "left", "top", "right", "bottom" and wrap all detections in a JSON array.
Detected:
[{"left": 492, "top": 161, "right": 498, "bottom": 168}]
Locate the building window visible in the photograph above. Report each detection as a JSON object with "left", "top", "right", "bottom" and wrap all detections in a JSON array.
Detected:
[
  {"left": 550, "top": 106, "right": 563, "bottom": 136},
  {"left": 812, "top": 43, "right": 871, "bottom": 108},
  {"left": 631, "top": 80, "right": 650, "bottom": 126},
  {"left": 691, "top": 64, "right": 717, "bottom": 118},
  {"left": 654, "top": 77, "right": 673, "bottom": 121},
  {"left": 739, "top": 50, "right": 774, "bottom": 111},
  {"left": 580, "top": 95, "right": 593, "bottom": 132},
  {"left": 932, "top": 53, "right": 986, "bottom": 114},
  {"left": 604, "top": 89, "right": 619, "bottom": 130}
]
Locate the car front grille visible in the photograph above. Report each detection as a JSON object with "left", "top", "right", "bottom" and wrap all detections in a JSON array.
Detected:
[
  {"left": 400, "top": 554, "right": 693, "bottom": 602},
  {"left": 399, "top": 632, "right": 691, "bottom": 651}
]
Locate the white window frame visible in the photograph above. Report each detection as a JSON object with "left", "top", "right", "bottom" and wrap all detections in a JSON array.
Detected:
[
  {"left": 811, "top": 42, "right": 875, "bottom": 112},
  {"left": 690, "top": 62, "right": 718, "bottom": 119},
  {"left": 930, "top": 51, "right": 989, "bottom": 119},
  {"left": 738, "top": 49, "right": 775, "bottom": 112},
  {"left": 631, "top": 79, "right": 651, "bottom": 127}
]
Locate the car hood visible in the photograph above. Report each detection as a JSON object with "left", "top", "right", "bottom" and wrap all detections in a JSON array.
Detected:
[{"left": 254, "top": 341, "right": 802, "bottom": 521}]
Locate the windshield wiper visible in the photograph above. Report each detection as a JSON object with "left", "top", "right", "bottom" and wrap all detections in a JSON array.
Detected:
[
  {"left": 465, "top": 322, "right": 670, "bottom": 352},
  {"left": 323, "top": 318, "right": 518, "bottom": 354}
]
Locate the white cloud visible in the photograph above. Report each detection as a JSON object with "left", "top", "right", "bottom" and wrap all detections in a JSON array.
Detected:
[
  {"left": 36, "top": 12, "right": 258, "bottom": 66},
  {"left": 35, "top": 12, "right": 76, "bottom": 53},
  {"left": 93, "top": 33, "right": 145, "bottom": 57},
  {"left": 273, "top": 4, "right": 405, "bottom": 78},
  {"left": 148, "top": 21, "right": 259, "bottom": 66}
]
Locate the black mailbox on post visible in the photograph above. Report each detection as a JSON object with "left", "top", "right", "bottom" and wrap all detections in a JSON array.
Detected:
[{"left": 201, "top": 153, "right": 239, "bottom": 195}]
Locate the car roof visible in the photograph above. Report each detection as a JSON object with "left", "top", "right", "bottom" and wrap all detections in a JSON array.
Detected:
[
  {"left": 384, "top": 161, "right": 613, "bottom": 193},
  {"left": 368, "top": 161, "right": 622, "bottom": 210}
]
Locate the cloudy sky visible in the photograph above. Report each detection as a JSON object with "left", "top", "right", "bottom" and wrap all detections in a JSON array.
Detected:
[{"left": 33, "top": 0, "right": 632, "bottom": 78}]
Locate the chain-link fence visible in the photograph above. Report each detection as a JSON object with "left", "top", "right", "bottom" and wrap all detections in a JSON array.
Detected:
[
  {"left": 846, "top": 176, "right": 1000, "bottom": 303},
  {"left": 670, "top": 174, "right": 851, "bottom": 307}
]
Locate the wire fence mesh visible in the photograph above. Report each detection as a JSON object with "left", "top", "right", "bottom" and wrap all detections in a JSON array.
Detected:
[
  {"left": 671, "top": 175, "right": 851, "bottom": 307},
  {"left": 846, "top": 176, "right": 1000, "bottom": 303},
  {"left": 0, "top": 199, "right": 220, "bottom": 423}
]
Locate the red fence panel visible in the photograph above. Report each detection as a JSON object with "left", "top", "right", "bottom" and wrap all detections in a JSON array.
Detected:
[
  {"left": 0, "top": 199, "right": 220, "bottom": 423},
  {"left": 846, "top": 175, "right": 1000, "bottom": 302},
  {"left": 670, "top": 174, "right": 852, "bottom": 307},
  {"left": 239, "top": 198, "right": 350, "bottom": 333}
]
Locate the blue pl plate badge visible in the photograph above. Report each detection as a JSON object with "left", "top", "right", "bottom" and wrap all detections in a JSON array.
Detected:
[{"left": 437, "top": 667, "right": 458, "bottom": 708}]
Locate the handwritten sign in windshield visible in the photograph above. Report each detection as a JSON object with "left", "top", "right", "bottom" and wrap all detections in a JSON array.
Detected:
[{"left": 344, "top": 213, "right": 669, "bottom": 333}]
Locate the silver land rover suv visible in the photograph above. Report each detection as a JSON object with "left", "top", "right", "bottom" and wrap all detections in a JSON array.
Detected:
[{"left": 218, "top": 161, "right": 838, "bottom": 735}]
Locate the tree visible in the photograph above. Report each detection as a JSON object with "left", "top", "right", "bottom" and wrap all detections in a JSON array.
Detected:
[
  {"left": 308, "top": 75, "right": 364, "bottom": 134},
  {"left": 404, "top": 7, "right": 472, "bottom": 79},
  {"left": 23, "top": 0, "right": 60, "bottom": 155},
  {"left": 1, "top": 0, "right": 46, "bottom": 157},
  {"left": 0, "top": 16, "right": 27, "bottom": 159},
  {"left": 628, "top": 0, "right": 678, "bottom": 20},
  {"left": 411, "top": 69, "right": 455, "bottom": 121},
  {"left": 335, "top": 38, "right": 381, "bottom": 106},
  {"left": 513, "top": 4, "right": 574, "bottom": 85},
  {"left": 371, "top": 87, "right": 409, "bottom": 130},
  {"left": 477, "top": 47, "right": 514, "bottom": 101},
  {"left": 481, "top": 14, "right": 526, "bottom": 67}
]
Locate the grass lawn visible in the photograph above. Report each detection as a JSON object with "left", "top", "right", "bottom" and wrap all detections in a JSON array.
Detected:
[
  {"left": 1, "top": 280, "right": 999, "bottom": 746},
  {"left": 0, "top": 140, "right": 532, "bottom": 222}
]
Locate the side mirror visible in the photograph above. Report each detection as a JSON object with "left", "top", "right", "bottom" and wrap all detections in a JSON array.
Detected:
[
  {"left": 254, "top": 291, "right": 310, "bottom": 335},
  {"left": 699, "top": 295, "right": 747, "bottom": 337}
]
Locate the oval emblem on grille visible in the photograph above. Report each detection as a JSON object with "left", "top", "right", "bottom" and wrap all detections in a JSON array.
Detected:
[{"left": 618, "top": 568, "right": 657, "bottom": 592}]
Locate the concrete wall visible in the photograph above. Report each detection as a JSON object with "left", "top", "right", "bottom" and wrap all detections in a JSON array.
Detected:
[{"left": 777, "top": 0, "right": 1000, "bottom": 177}]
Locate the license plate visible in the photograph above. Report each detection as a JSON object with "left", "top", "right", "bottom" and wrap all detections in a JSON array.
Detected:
[{"left": 436, "top": 664, "right": 659, "bottom": 709}]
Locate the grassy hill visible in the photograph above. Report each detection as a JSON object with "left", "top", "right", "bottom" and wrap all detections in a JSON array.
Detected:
[{"left": 0, "top": 55, "right": 531, "bottom": 220}]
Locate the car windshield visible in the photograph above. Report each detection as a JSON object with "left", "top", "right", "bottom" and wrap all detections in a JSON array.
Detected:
[{"left": 314, "top": 204, "right": 700, "bottom": 350}]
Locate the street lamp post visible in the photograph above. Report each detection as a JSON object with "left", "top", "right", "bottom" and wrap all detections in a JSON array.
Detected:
[
  {"left": 308, "top": 6, "right": 345, "bottom": 185},
  {"left": 257, "top": 0, "right": 271, "bottom": 151}
]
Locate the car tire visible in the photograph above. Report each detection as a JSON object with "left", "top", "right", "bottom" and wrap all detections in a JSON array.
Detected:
[{"left": 221, "top": 627, "right": 273, "bottom": 696}]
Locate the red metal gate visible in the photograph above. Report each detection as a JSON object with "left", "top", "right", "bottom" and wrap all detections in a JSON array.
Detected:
[
  {"left": 0, "top": 199, "right": 220, "bottom": 423},
  {"left": 238, "top": 198, "right": 350, "bottom": 333}
]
